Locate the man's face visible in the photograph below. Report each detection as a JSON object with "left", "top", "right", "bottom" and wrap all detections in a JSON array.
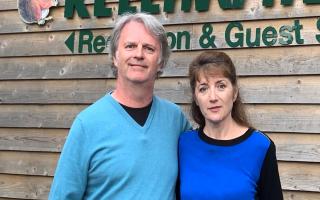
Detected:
[{"left": 113, "top": 21, "right": 161, "bottom": 85}]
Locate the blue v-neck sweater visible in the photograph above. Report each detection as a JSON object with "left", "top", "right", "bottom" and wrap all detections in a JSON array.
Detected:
[{"left": 49, "top": 93, "right": 191, "bottom": 200}]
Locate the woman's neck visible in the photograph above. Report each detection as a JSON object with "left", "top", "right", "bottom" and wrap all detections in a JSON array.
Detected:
[{"left": 203, "top": 118, "right": 248, "bottom": 140}]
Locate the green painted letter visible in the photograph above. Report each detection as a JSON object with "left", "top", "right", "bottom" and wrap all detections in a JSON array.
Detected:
[
  {"left": 293, "top": 20, "right": 304, "bottom": 44},
  {"left": 94, "top": 0, "right": 112, "bottom": 17},
  {"left": 181, "top": 0, "right": 210, "bottom": 12},
  {"left": 141, "top": 0, "right": 160, "bottom": 14},
  {"left": 93, "top": 36, "right": 106, "bottom": 53},
  {"left": 166, "top": 32, "right": 176, "bottom": 49},
  {"left": 281, "top": 0, "right": 294, "bottom": 6},
  {"left": 304, "top": 0, "right": 320, "bottom": 4},
  {"left": 225, "top": 22, "right": 244, "bottom": 47},
  {"left": 262, "top": 26, "right": 277, "bottom": 46},
  {"left": 218, "top": 0, "right": 244, "bottom": 9},
  {"left": 263, "top": 0, "right": 295, "bottom": 7},
  {"left": 279, "top": 25, "right": 293, "bottom": 45},
  {"left": 177, "top": 31, "right": 191, "bottom": 49},
  {"left": 118, "top": 0, "right": 136, "bottom": 15},
  {"left": 164, "top": 0, "right": 175, "bottom": 13},
  {"left": 263, "top": 0, "right": 273, "bottom": 7},
  {"left": 79, "top": 30, "right": 93, "bottom": 53},
  {"left": 246, "top": 28, "right": 261, "bottom": 47},
  {"left": 316, "top": 18, "right": 320, "bottom": 43},
  {"left": 64, "top": 0, "right": 90, "bottom": 18}
]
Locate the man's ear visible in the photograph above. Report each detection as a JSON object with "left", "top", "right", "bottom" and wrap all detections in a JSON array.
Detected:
[{"left": 113, "top": 52, "right": 118, "bottom": 68}]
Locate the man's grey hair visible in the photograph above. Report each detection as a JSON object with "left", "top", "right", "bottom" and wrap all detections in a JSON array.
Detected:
[{"left": 109, "top": 12, "right": 170, "bottom": 77}]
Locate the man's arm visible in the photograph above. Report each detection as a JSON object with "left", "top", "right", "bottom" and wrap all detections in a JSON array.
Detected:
[{"left": 48, "top": 118, "right": 89, "bottom": 199}]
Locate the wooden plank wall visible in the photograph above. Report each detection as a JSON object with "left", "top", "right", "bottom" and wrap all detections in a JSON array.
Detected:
[{"left": 0, "top": 0, "right": 320, "bottom": 199}]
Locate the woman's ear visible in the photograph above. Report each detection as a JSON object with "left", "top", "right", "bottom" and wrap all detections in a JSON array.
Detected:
[
  {"left": 233, "top": 88, "right": 238, "bottom": 102},
  {"left": 193, "top": 94, "right": 199, "bottom": 106}
]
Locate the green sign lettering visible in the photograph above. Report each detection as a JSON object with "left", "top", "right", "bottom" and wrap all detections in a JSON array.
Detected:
[
  {"left": 181, "top": 0, "right": 210, "bottom": 12},
  {"left": 166, "top": 31, "right": 191, "bottom": 49},
  {"left": 293, "top": 20, "right": 304, "bottom": 44},
  {"left": 316, "top": 18, "right": 320, "bottom": 43},
  {"left": 118, "top": 0, "right": 136, "bottom": 15},
  {"left": 177, "top": 31, "right": 191, "bottom": 49},
  {"left": 199, "top": 24, "right": 216, "bottom": 48},
  {"left": 64, "top": 0, "right": 89, "bottom": 18},
  {"left": 93, "top": 35, "right": 106, "bottom": 53},
  {"left": 262, "top": 26, "right": 277, "bottom": 46},
  {"left": 94, "top": 0, "right": 112, "bottom": 17},
  {"left": 79, "top": 30, "right": 94, "bottom": 53},
  {"left": 246, "top": 28, "right": 261, "bottom": 47},
  {"left": 141, "top": 0, "right": 160, "bottom": 14},
  {"left": 163, "top": 0, "right": 175, "bottom": 13},
  {"left": 279, "top": 25, "right": 294, "bottom": 45},
  {"left": 304, "top": 0, "right": 320, "bottom": 4},
  {"left": 218, "top": 0, "right": 244, "bottom": 9},
  {"left": 225, "top": 22, "right": 243, "bottom": 47}
]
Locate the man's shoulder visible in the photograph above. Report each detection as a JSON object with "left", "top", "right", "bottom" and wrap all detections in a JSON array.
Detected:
[
  {"left": 154, "top": 95, "right": 181, "bottom": 111},
  {"left": 77, "top": 94, "right": 111, "bottom": 119}
]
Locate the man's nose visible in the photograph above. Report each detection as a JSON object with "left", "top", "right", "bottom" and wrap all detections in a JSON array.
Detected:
[{"left": 134, "top": 46, "right": 144, "bottom": 59}]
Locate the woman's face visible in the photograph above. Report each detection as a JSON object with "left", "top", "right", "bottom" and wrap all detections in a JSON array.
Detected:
[{"left": 194, "top": 71, "right": 237, "bottom": 125}]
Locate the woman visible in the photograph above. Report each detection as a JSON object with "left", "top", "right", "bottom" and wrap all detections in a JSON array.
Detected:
[{"left": 178, "top": 51, "right": 283, "bottom": 200}]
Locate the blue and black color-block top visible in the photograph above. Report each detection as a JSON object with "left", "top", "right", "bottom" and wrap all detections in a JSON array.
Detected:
[{"left": 178, "top": 128, "right": 283, "bottom": 200}]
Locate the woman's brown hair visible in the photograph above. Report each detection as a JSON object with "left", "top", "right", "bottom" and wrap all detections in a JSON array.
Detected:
[{"left": 189, "top": 51, "right": 250, "bottom": 128}]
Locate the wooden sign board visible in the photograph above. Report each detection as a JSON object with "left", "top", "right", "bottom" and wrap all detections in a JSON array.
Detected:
[{"left": 17, "top": 0, "right": 58, "bottom": 25}]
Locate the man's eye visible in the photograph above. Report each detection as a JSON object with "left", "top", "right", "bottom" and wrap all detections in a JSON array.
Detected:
[
  {"left": 126, "top": 44, "right": 136, "bottom": 49},
  {"left": 145, "top": 46, "right": 155, "bottom": 53}
]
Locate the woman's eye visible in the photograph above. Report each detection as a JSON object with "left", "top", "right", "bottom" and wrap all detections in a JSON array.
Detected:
[
  {"left": 217, "top": 84, "right": 226, "bottom": 90},
  {"left": 199, "top": 87, "right": 208, "bottom": 93}
]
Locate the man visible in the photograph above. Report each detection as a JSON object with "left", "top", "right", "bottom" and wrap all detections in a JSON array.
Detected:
[{"left": 49, "top": 13, "right": 191, "bottom": 199}]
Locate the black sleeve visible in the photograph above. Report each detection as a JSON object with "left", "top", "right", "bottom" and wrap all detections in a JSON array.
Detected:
[
  {"left": 175, "top": 173, "right": 181, "bottom": 200},
  {"left": 256, "top": 141, "right": 283, "bottom": 200}
]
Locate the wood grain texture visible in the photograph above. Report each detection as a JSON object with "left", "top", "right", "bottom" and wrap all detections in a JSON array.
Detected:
[
  {"left": 0, "top": 151, "right": 58, "bottom": 176},
  {"left": 268, "top": 132, "right": 320, "bottom": 162},
  {"left": 0, "top": 174, "right": 52, "bottom": 199},
  {"left": 0, "top": 128, "right": 67, "bottom": 152},
  {"left": 1, "top": 1, "right": 320, "bottom": 199},
  {"left": 181, "top": 104, "right": 320, "bottom": 134},
  {"left": 0, "top": 105, "right": 85, "bottom": 128},
  {"left": 2, "top": 0, "right": 320, "bottom": 33},
  {"left": 246, "top": 104, "right": 320, "bottom": 133},
  {"left": 0, "top": 0, "right": 129, "bottom": 11},
  {"left": 1, "top": 75, "right": 320, "bottom": 104},
  {"left": 1, "top": 17, "right": 320, "bottom": 56},
  {"left": 1, "top": 46, "right": 320, "bottom": 80},
  {"left": 283, "top": 191, "right": 320, "bottom": 200},
  {"left": 0, "top": 129, "right": 319, "bottom": 163},
  {"left": 0, "top": 161, "right": 319, "bottom": 199},
  {"left": 239, "top": 76, "right": 320, "bottom": 104},
  {"left": 279, "top": 162, "right": 320, "bottom": 192},
  {"left": 0, "top": 79, "right": 115, "bottom": 104},
  {"left": 0, "top": 104, "right": 319, "bottom": 134},
  {"left": 0, "top": 0, "right": 17, "bottom": 11}
]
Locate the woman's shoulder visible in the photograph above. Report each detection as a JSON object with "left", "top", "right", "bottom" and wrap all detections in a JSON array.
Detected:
[
  {"left": 249, "top": 128, "right": 275, "bottom": 149},
  {"left": 180, "top": 128, "right": 199, "bottom": 137}
]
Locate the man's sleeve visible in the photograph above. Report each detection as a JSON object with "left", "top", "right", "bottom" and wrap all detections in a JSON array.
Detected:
[
  {"left": 48, "top": 117, "right": 89, "bottom": 199},
  {"left": 180, "top": 109, "right": 192, "bottom": 132},
  {"left": 257, "top": 141, "right": 283, "bottom": 200}
]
